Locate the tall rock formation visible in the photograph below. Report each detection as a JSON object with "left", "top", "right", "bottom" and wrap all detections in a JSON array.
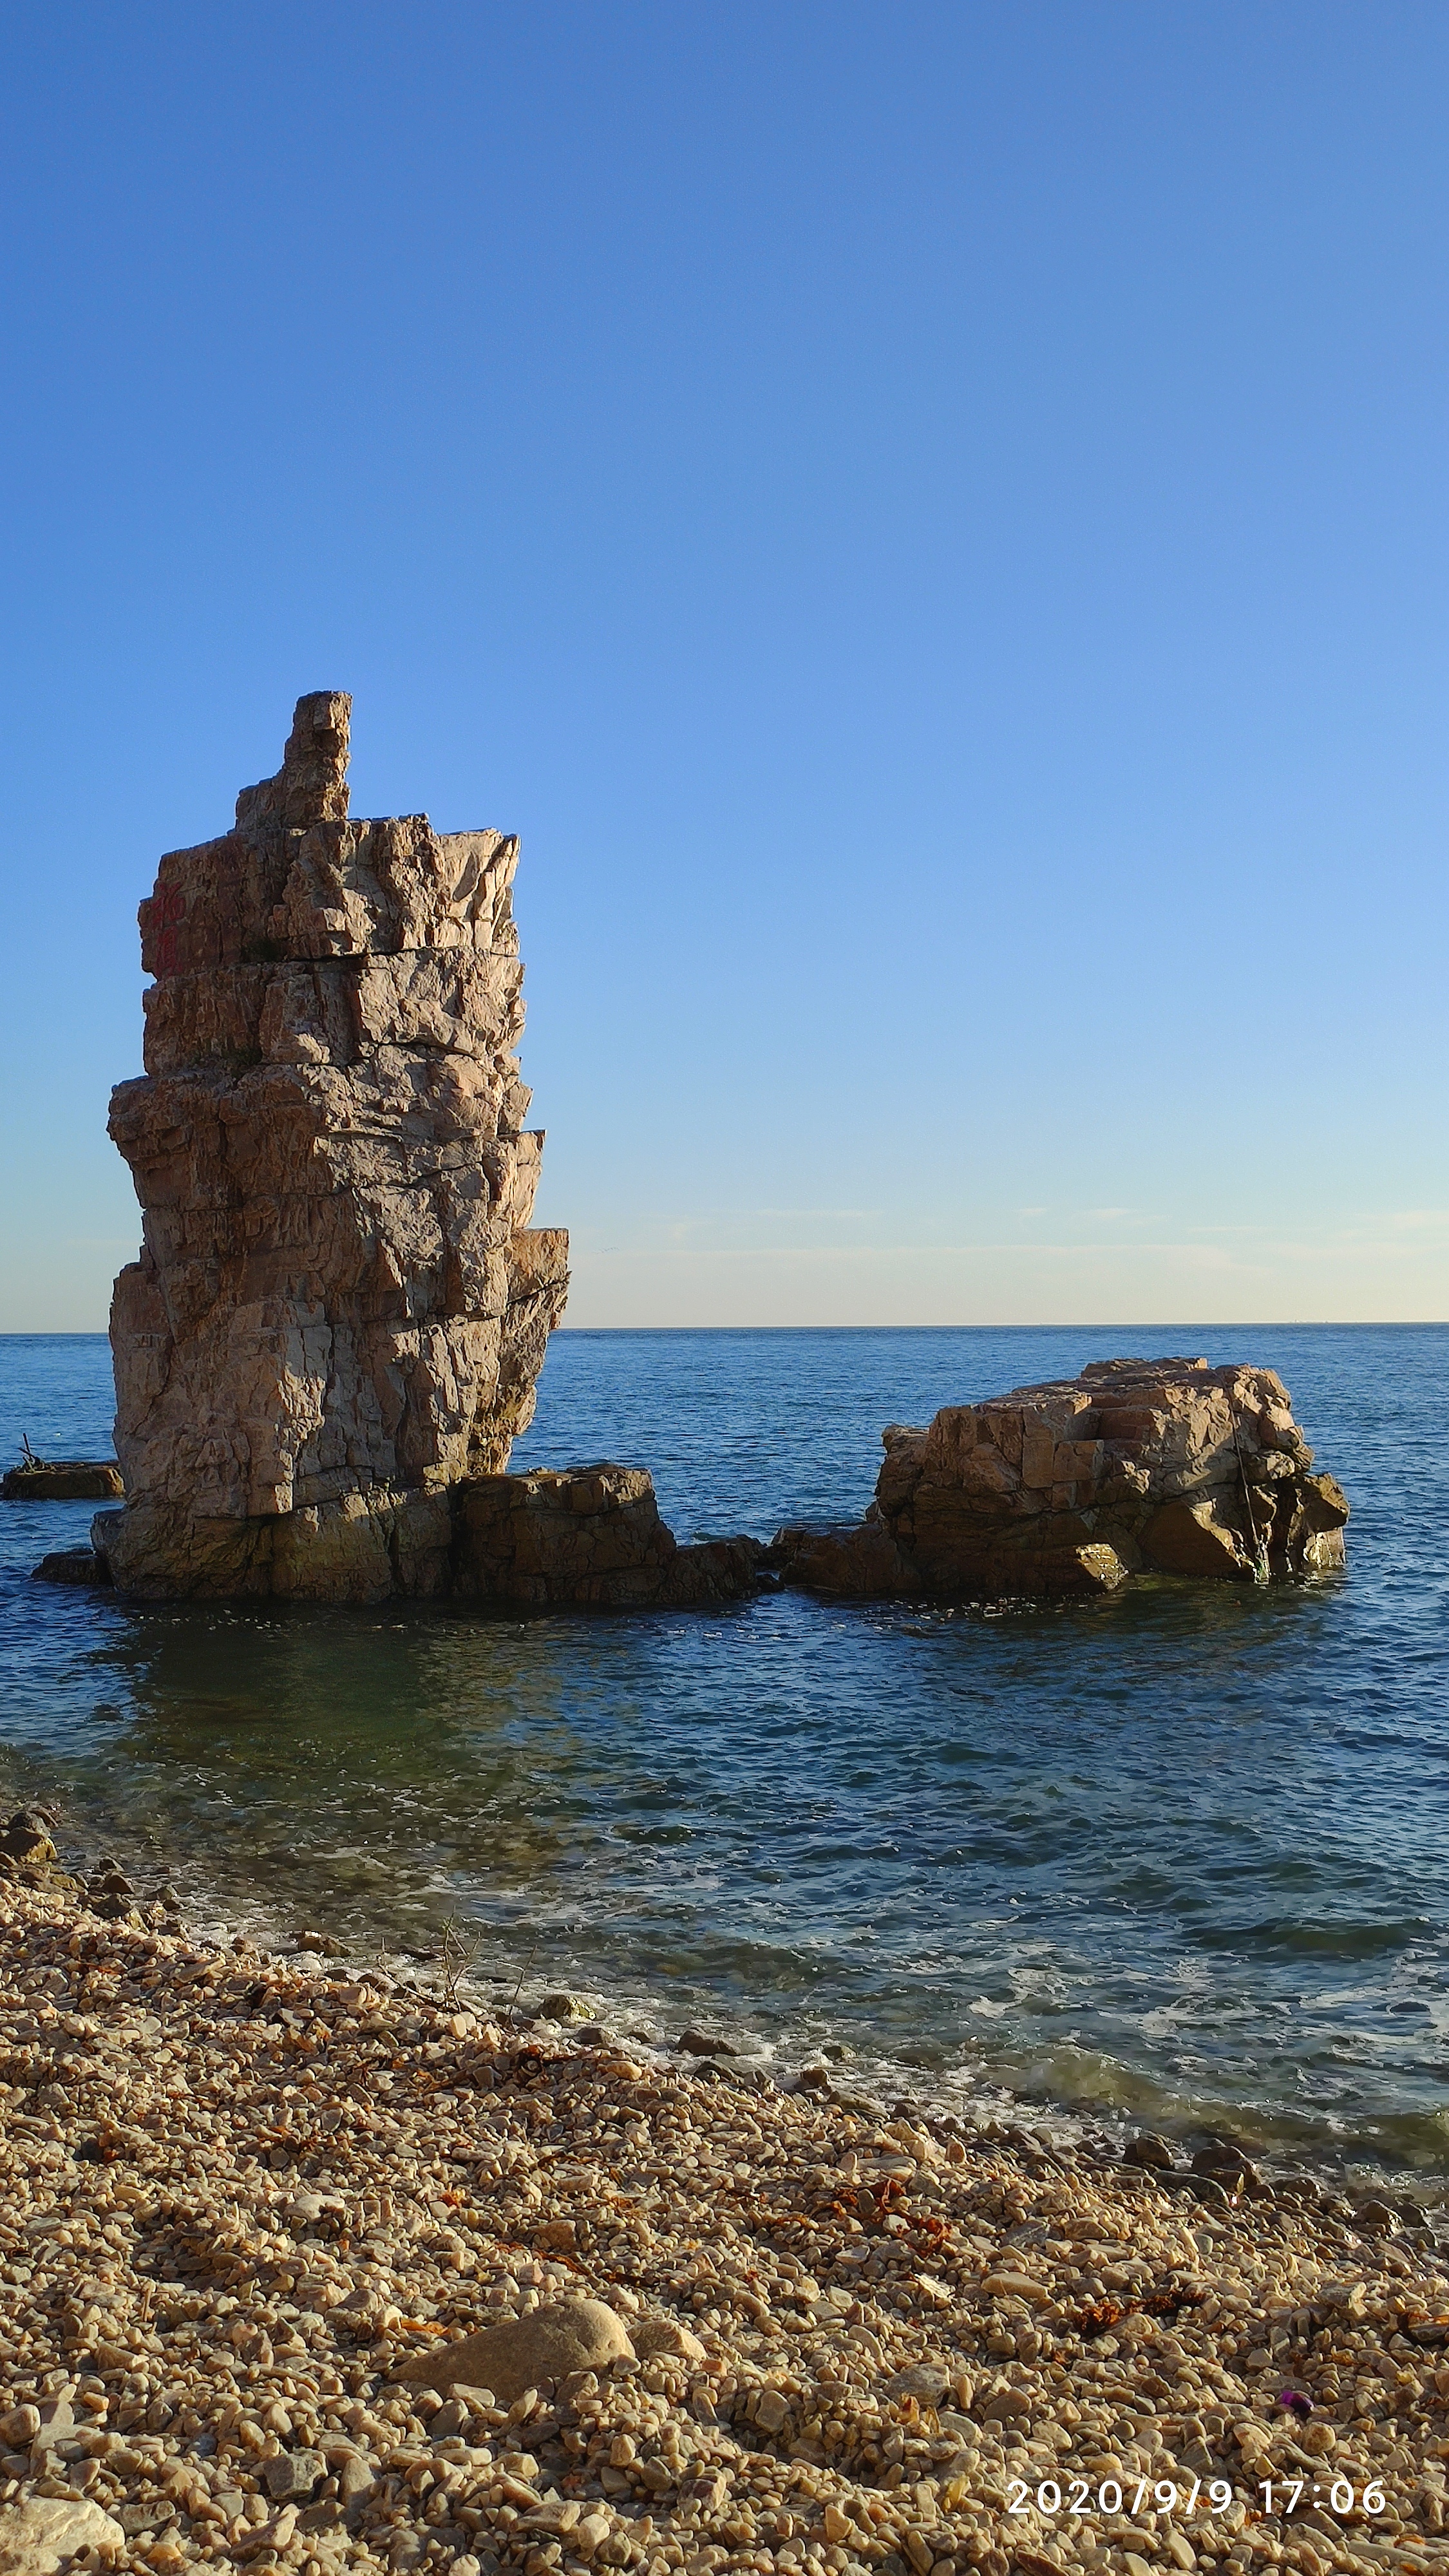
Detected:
[
  {"left": 773, "top": 1355, "right": 1349, "bottom": 1598},
  {"left": 95, "top": 694, "right": 570, "bottom": 1600}
]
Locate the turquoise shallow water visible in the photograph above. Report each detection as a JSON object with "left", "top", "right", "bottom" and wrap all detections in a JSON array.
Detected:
[{"left": 1, "top": 1323, "right": 1446, "bottom": 2181}]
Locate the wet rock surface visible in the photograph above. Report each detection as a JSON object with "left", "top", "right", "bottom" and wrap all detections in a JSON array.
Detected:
[
  {"left": 773, "top": 1356, "right": 1349, "bottom": 1600},
  {"left": 0, "top": 1814, "right": 79, "bottom": 1900},
  {"left": 32, "top": 1549, "right": 113, "bottom": 1587},
  {"left": 453, "top": 1467, "right": 761, "bottom": 1611}
]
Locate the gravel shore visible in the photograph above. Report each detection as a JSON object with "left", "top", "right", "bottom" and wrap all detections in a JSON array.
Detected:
[{"left": 3, "top": 1857, "right": 1449, "bottom": 2576}]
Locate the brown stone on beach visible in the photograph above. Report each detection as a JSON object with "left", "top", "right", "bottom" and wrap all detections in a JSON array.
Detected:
[
  {"left": 773, "top": 1353, "right": 1349, "bottom": 1600},
  {"left": 92, "top": 694, "right": 571, "bottom": 1603},
  {"left": 631, "top": 2315, "right": 708, "bottom": 2364},
  {"left": 392, "top": 2296, "right": 635, "bottom": 2399},
  {"left": 0, "top": 1814, "right": 57, "bottom": 1868},
  {"left": 0, "top": 2497, "right": 127, "bottom": 2574},
  {"left": 0, "top": 1812, "right": 80, "bottom": 1896},
  {"left": 1124, "top": 2131, "right": 1177, "bottom": 2171}
]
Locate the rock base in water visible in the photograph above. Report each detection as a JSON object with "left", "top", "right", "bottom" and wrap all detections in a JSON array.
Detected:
[
  {"left": 90, "top": 1488, "right": 457, "bottom": 1604},
  {"left": 84, "top": 1463, "right": 761, "bottom": 1608},
  {"left": 772, "top": 1354, "right": 1349, "bottom": 1600},
  {"left": 33, "top": 1547, "right": 113, "bottom": 1587},
  {"left": 454, "top": 1463, "right": 761, "bottom": 1608}
]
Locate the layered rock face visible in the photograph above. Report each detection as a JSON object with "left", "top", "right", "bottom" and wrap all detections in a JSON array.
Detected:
[
  {"left": 454, "top": 1464, "right": 762, "bottom": 1609},
  {"left": 774, "top": 1355, "right": 1349, "bottom": 1599},
  {"left": 95, "top": 695, "right": 570, "bottom": 1600}
]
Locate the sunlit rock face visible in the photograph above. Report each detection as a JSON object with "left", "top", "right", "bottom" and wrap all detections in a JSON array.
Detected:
[
  {"left": 97, "top": 694, "right": 569, "bottom": 1601},
  {"left": 773, "top": 1354, "right": 1350, "bottom": 1598}
]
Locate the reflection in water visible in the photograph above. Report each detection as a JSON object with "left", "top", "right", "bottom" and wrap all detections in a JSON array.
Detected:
[{"left": 2, "top": 1324, "right": 1448, "bottom": 2180}]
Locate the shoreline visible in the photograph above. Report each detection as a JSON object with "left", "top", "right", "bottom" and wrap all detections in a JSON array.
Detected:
[
  {"left": 3, "top": 1319, "right": 1441, "bottom": 2199},
  {"left": 2, "top": 1788, "right": 1444, "bottom": 2207},
  {"left": 4, "top": 1861, "right": 1449, "bottom": 2576}
]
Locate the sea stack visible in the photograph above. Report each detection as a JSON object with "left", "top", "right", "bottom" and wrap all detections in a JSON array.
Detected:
[
  {"left": 773, "top": 1354, "right": 1350, "bottom": 1598},
  {"left": 95, "top": 694, "right": 569, "bottom": 1600}
]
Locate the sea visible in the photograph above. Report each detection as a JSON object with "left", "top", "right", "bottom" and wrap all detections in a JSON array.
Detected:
[{"left": 1, "top": 1323, "right": 1446, "bottom": 2190}]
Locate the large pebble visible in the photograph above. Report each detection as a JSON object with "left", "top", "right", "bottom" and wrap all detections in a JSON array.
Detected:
[
  {"left": 887, "top": 2363, "right": 951, "bottom": 2403},
  {"left": 262, "top": 2449, "right": 325, "bottom": 2500},
  {"left": 1124, "top": 2132, "right": 1176, "bottom": 2170},
  {"left": 0, "top": 2498, "right": 126, "bottom": 2574},
  {"left": 631, "top": 2316, "right": 707, "bottom": 2364},
  {"left": 392, "top": 2296, "right": 635, "bottom": 2399}
]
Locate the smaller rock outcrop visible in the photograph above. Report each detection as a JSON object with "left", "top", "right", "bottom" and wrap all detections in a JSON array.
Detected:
[
  {"left": 773, "top": 1355, "right": 1348, "bottom": 1600},
  {"left": 453, "top": 1463, "right": 761, "bottom": 1608},
  {"left": 2, "top": 1455, "right": 123, "bottom": 1501}
]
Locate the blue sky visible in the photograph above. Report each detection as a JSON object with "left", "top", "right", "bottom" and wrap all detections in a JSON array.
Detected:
[{"left": 1, "top": 1, "right": 1444, "bottom": 1329}]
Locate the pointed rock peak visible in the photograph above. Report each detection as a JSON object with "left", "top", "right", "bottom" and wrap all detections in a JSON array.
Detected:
[{"left": 235, "top": 689, "right": 351, "bottom": 837}]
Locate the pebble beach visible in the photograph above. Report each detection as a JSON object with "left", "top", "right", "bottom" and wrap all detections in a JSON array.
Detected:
[{"left": 4, "top": 1838, "right": 1449, "bottom": 2576}]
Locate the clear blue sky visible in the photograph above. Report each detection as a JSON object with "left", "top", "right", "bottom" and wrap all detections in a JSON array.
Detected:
[{"left": 1, "top": 1, "right": 1444, "bottom": 1330}]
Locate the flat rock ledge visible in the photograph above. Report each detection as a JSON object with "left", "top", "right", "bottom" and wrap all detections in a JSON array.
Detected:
[
  {"left": 74, "top": 1463, "right": 760, "bottom": 1609},
  {"left": 771, "top": 1355, "right": 1349, "bottom": 1600},
  {"left": 1, "top": 1459, "right": 124, "bottom": 1502}
]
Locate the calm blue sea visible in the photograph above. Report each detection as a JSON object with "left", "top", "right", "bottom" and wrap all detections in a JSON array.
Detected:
[{"left": 1, "top": 1324, "right": 1446, "bottom": 2183}]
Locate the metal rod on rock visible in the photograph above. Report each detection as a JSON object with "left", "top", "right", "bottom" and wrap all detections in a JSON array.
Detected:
[{"left": 1228, "top": 1393, "right": 1270, "bottom": 1585}]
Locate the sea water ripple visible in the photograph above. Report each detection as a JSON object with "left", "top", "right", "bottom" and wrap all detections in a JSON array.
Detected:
[{"left": 1, "top": 1323, "right": 1446, "bottom": 2179}]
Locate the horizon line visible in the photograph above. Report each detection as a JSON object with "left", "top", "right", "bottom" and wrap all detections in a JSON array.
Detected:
[{"left": 3, "top": 1318, "right": 1447, "bottom": 1339}]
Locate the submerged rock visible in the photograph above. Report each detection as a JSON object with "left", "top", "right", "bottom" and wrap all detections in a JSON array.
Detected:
[
  {"left": 773, "top": 1354, "right": 1349, "bottom": 1600},
  {"left": 32, "top": 1546, "right": 113, "bottom": 1586}
]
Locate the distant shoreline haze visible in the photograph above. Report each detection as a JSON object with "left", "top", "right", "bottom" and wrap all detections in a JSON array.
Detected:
[{"left": 2, "top": 1321, "right": 1448, "bottom": 1341}]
